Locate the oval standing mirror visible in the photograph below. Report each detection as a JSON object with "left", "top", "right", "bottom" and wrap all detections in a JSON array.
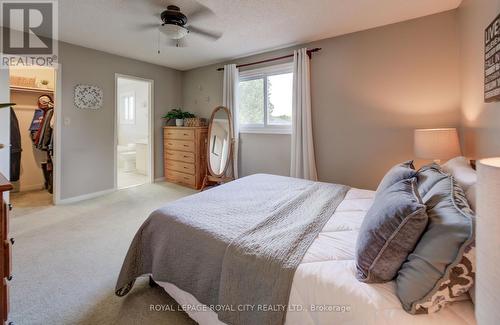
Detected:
[{"left": 202, "top": 106, "right": 234, "bottom": 189}]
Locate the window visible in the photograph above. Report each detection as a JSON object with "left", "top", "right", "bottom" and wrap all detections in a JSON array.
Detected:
[
  {"left": 120, "top": 93, "right": 135, "bottom": 124},
  {"left": 238, "top": 63, "right": 293, "bottom": 133}
]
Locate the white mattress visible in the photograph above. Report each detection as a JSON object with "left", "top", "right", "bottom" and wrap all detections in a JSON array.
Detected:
[{"left": 156, "top": 188, "right": 476, "bottom": 325}]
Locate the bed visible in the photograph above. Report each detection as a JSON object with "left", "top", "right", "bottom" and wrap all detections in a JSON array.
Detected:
[{"left": 116, "top": 174, "right": 476, "bottom": 325}]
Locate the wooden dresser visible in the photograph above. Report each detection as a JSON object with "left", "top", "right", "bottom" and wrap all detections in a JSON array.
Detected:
[
  {"left": 0, "top": 173, "right": 12, "bottom": 324},
  {"left": 163, "top": 126, "right": 208, "bottom": 190}
]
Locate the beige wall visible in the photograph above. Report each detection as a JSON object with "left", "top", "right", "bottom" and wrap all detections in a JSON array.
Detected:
[
  {"left": 459, "top": 0, "right": 500, "bottom": 158},
  {"left": 59, "top": 42, "right": 182, "bottom": 199},
  {"left": 183, "top": 10, "right": 461, "bottom": 189}
]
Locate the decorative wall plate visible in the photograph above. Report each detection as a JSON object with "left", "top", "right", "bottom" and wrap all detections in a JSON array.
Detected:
[{"left": 74, "top": 84, "right": 103, "bottom": 110}]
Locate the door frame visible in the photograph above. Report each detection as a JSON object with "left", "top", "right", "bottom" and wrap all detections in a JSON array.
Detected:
[
  {"left": 53, "top": 64, "right": 63, "bottom": 204},
  {"left": 114, "top": 73, "right": 155, "bottom": 189}
]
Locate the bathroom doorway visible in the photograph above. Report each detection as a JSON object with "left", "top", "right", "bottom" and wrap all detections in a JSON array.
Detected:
[{"left": 115, "top": 75, "right": 154, "bottom": 189}]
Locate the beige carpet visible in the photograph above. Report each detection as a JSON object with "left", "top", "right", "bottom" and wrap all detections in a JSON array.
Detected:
[{"left": 10, "top": 183, "right": 198, "bottom": 325}]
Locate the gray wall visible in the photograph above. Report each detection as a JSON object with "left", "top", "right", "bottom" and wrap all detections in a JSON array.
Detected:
[
  {"left": 183, "top": 10, "right": 461, "bottom": 189},
  {"left": 459, "top": 0, "right": 500, "bottom": 158},
  {"left": 59, "top": 42, "right": 182, "bottom": 199}
]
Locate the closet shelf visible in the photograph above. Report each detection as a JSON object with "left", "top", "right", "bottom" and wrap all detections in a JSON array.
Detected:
[
  {"left": 10, "top": 86, "right": 54, "bottom": 94},
  {"left": 13, "top": 105, "right": 39, "bottom": 111}
]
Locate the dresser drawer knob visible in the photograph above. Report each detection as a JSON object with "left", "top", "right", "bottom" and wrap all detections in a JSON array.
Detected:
[{"left": 10, "top": 238, "right": 14, "bottom": 245}]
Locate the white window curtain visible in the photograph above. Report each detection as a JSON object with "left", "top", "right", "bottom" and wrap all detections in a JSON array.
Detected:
[
  {"left": 223, "top": 64, "right": 240, "bottom": 178},
  {"left": 291, "top": 48, "right": 318, "bottom": 181}
]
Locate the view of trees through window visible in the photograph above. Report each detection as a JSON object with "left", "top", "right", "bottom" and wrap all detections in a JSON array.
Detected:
[
  {"left": 239, "top": 78, "right": 264, "bottom": 124},
  {"left": 239, "top": 72, "right": 293, "bottom": 127}
]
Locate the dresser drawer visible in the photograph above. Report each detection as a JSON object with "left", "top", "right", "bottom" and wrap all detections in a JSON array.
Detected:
[
  {"left": 164, "top": 140, "right": 195, "bottom": 152},
  {"left": 2, "top": 203, "right": 8, "bottom": 239},
  {"left": 3, "top": 241, "right": 10, "bottom": 279},
  {"left": 164, "top": 128, "right": 195, "bottom": 141},
  {"left": 165, "top": 170, "right": 196, "bottom": 187},
  {"left": 165, "top": 150, "right": 195, "bottom": 163},
  {"left": 1, "top": 278, "right": 8, "bottom": 322},
  {"left": 166, "top": 160, "right": 195, "bottom": 175}
]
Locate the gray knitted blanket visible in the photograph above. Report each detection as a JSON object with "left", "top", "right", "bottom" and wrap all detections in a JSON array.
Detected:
[{"left": 115, "top": 174, "right": 349, "bottom": 325}]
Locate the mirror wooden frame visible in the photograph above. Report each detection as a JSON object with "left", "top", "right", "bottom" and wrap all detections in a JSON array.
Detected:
[{"left": 201, "top": 106, "right": 235, "bottom": 190}]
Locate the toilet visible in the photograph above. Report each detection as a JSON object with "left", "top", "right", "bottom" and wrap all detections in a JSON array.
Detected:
[
  {"left": 118, "top": 143, "right": 137, "bottom": 172},
  {"left": 120, "top": 151, "right": 136, "bottom": 172}
]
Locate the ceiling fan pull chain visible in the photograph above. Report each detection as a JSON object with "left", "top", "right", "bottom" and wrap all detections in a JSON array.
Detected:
[{"left": 157, "top": 29, "right": 161, "bottom": 54}]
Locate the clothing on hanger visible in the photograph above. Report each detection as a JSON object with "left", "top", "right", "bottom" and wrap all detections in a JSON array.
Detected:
[
  {"left": 10, "top": 107, "right": 22, "bottom": 182},
  {"left": 29, "top": 109, "right": 44, "bottom": 142},
  {"left": 36, "top": 108, "right": 53, "bottom": 150}
]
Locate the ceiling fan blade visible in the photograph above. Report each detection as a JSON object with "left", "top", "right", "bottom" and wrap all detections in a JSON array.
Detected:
[
  {"left": 137, "top": 22, "right": 159, "bottom": 31},
  {"left": 187, "top": 4, "right": 215, "bottom": 24},
  {"left": 187, "top": 26, "right": 222, "bottom": 41}
]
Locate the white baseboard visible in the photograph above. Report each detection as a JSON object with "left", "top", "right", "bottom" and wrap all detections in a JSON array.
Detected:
[
  {"left": 56, "top": 188, "right": 115, "bottom": 205},
  {"left": 154, "top": 177, "right": 165, "bottom": 183}
]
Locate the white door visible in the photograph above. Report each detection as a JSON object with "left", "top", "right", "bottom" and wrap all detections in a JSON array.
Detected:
[{"left": 0, "top": 69, "right": 10, "bottom": 183}]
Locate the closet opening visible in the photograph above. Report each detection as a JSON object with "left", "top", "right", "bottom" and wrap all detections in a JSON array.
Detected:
[
  {"left": 115, "top": 75, "right": 154, "bottom": 189},
  {"left": 9, "top": 66, "right": 56, "bottom": 208}
]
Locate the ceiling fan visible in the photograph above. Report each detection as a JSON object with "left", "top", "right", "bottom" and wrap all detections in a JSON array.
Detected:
[{"left": 145, "top": 4, "right": 222, "bottom": 48}]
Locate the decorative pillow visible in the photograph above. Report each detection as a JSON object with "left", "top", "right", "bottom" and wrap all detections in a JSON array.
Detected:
[
  {"left": 465, "top": 184, "right": 476, "bottom": 212},
  {"left": 396, "top": 168, "right": 475, "bottom": 314},
  {"left": 441, "top": 156, "right": 477, "bottom": 191},
  {"left": 415, "top": 163, "right": 448, "bottom": 198},
  {"left": 376, "top": 160, "right": 416, "bottom": 195},
  {"left": 441, "top": 157, "right": 477, "bottom": 211},
  {"left": 356, "top": 178, "right": 428, "bottom": 283}
]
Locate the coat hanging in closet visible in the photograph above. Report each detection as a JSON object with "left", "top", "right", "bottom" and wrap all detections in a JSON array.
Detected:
[{"left": 10, "top": 107, "right": 22, "bottom": 182}]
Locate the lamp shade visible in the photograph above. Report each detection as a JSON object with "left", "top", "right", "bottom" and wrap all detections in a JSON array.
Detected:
[
  {"left": 414, "top": 128, "right": 461, "bottom": 160},
  {"left": 476, "top": 158, "right": 500, "bottom": 324}
]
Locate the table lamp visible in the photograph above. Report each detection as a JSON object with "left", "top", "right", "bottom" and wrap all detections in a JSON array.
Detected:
[
  {"left": 476, "top": 158, "right": 500, "bottom": 324},
  {"left": 414, "top": 128, "right": 461, "bottom": 163}
]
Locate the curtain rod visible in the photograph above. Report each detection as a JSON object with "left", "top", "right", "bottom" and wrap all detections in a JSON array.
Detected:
[{"left": 216, "top": 47, "right": 321, "bottom": 71}]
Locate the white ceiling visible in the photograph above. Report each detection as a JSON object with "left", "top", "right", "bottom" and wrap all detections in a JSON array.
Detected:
[{"left": 57, "top": 0, "right": 461, "bottom": 71}]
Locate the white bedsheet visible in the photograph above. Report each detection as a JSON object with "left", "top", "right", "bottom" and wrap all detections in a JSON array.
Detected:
[{"left": 157, "top": 188, "right": 476, "bottom": 325}]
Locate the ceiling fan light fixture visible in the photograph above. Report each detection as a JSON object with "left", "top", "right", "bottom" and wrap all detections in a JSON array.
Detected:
[{"left": 160, "top": 24, "right": 189, "bottom": 40}]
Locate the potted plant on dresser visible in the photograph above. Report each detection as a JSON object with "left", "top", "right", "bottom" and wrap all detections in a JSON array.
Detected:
[{"left": 163, "top": 108, "right": 195, "bottom": 127}]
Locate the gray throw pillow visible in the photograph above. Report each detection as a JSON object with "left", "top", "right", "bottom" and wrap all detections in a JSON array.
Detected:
[
  {"left": 415, "top": 163, "right": 448, "bottom": 198},
  {"left": 376, "top": 160, "right": 416, "bottom": 195},
  {"left": 396, "top": 168, "right": 475, "bottom": 314},
  {"left": 356, "top": 178, "right": 428, "bottom": 283}
]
